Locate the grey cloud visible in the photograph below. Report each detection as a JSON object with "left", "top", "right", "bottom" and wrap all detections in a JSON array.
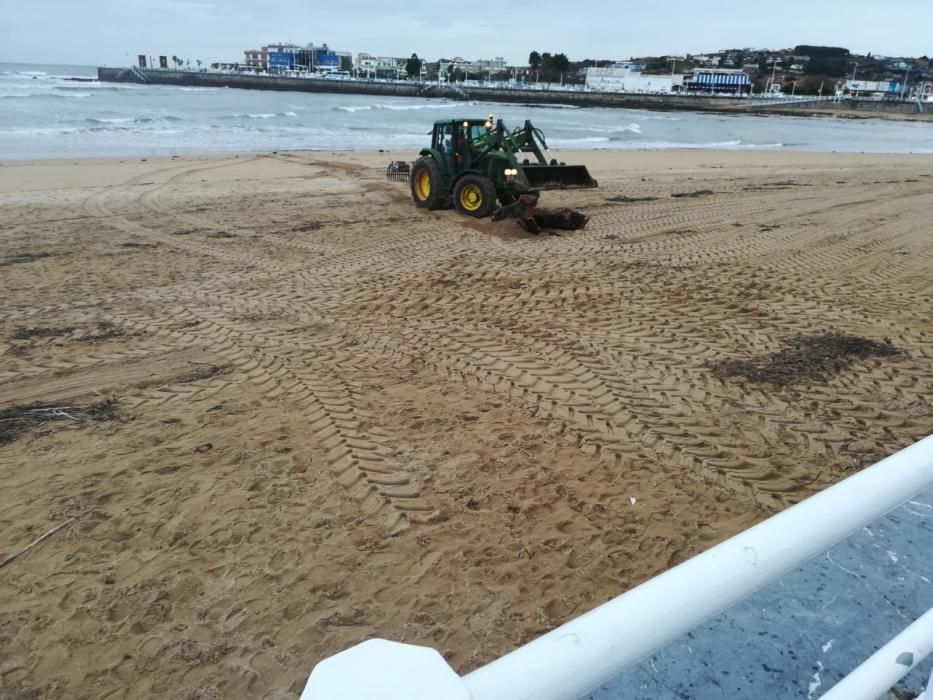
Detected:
[{"left": 2, "top": 0, "right": 931, "bottom": 66}]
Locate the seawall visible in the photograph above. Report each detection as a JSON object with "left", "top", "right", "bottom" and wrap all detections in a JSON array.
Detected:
[
  {"left": 750, "top": 99, "right": 923, "bottom": 115},
  {"left": 97, "top": 67, "right": 927, "bottom": 118},
  {"left": 97, "top": 67, "right": 747, "bottom": 112}
]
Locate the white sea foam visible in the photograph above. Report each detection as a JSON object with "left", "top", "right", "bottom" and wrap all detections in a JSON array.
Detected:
[
  {"left": 0, "top": 90, "right": 93, "bottom": 99},
  {"left": 56, "top": 83, "right": 140, "bottom": 92},
  {"left": 551, "top": 136, "right": 612, "bottom": 145},
  {"left": 0, "top": 126, "right": 83, "bottom": 135},
  {"left": 218, "top": 111, "right": 298, "bottom": 120},
  {"left": 333, "top": 101, "right": 473, "bottom": 113},
  {"left": 85, "top": 117, "right": 136, "bottom": 124},
  {"left": 552, "top": 138, "right": 785, "bottom": 150}
]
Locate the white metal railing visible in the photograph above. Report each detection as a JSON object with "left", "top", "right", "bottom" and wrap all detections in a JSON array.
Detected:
[
  {"left": 821, "top": 607, "right": 933, "bottom": 700},
  {"left": 303, "top": 435, "right": 933, "bottom": 699}
]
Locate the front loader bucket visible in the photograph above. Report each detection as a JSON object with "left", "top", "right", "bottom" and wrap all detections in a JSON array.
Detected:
[{"left": 521, "top": 164, "right": 597, "bottom": 190}]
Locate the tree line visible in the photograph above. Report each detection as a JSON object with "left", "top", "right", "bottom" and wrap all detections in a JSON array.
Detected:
[{"left": 528, "top": 51, "right": 571, "bottom": 80}]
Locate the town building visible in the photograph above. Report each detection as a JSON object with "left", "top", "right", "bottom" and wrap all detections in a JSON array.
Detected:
[
  {"left": 433, "top": 56, "right": 508, "bottom": 79},
  {"left": 684, "top": 69, "right": 750, "bottom": 94},
  {"left": 473, "top": 57, "right": 507, "bottom": 72},
  {"left": 584, "top": 63, "right": 683, "bottom": 93},
  {"left": 354, "top": 53, "right": 408, "bottom": 78},
  {"left": 244, "top": 43, "right": 350, "bottom": 73},
  {"left": 244, "top": 43, "right": 299, "bottom": 70},
  {"left": 691, "top": 54, "right": 720, "bottom": 67}
]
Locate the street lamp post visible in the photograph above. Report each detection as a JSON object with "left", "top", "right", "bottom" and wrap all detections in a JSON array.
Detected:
[{"left": 767, "top": 59, "right": 778, "bottom": 96}]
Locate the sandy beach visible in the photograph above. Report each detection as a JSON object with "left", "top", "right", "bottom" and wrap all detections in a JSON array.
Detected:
[{"left": 1, "top": 149, "right": 932, "bottom": 698}]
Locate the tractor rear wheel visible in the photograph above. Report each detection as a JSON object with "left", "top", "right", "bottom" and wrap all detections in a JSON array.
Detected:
[
  {"left": 410, "top": 157, "right": 444, "bottom": 210},
  {"left": 453, "top": 175, "right": 497, "bottom": 218}
]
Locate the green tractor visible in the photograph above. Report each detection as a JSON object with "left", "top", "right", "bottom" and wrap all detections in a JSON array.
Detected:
[{"left": 408, "top": 117, "right": 597, "bottom": 219}]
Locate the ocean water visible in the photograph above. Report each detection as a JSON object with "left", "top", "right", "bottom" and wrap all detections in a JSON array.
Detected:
[{"left": 2, "top": 63, "right": 933, "bottom": 159}]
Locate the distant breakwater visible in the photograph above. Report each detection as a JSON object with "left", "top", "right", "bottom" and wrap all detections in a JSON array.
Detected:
[{"left": 97, "top": 67, "right": 749, "bottom": 113}]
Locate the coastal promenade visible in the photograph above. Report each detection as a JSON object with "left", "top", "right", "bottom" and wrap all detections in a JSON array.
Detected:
[
  {"left": 96, "top": 66, "right": 752, "bottom": 112},
  {"left": 98, "top": 66, "right": 928, "bottom": 118}
]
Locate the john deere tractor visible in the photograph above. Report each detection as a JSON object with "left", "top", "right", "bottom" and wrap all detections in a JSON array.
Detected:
[{"left": 408, "top": 117, "right": 597, "bottom": 218}]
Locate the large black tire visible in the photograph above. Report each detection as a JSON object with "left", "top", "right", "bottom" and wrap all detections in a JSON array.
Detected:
[
  {"left": 453, "top": 174, "right": 497, "bottom": 218},
  {"left": 410, "top": 157, "right": 445, "bottom": 210}
]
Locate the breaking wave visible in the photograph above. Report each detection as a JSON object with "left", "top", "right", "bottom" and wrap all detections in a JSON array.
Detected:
[
  {"left": 332, "top": 101, "right": 474, "bottom": 113},
  {"left": 609, "top": 139, "right": 785, "bottom": 150},
  {"left": 0, "top": 91, "right": 92, "bottom": 99},
  {"left": 84, "top": 117, "right": 135, "bottom": 124},
  {"left": 221, "top": 111, "right": 298, "bottom": 120}
]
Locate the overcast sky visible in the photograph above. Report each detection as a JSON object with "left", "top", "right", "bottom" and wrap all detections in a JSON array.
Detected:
[{"left": 2, "top": 0, "right": 931, "bottom": 67}]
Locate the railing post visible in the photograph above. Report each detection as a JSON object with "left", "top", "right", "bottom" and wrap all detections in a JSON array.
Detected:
[{"left": 300, "top": 639, "right": 470, "bottom": 700}]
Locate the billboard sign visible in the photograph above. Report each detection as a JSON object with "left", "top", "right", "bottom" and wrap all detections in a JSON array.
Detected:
[
  {"left": 846, "top": 80, "right": 901, "bottom": 93},
  {"left": 315, "top": 53, "right": 339, "bottom": 68},
  {"left": 268, "top": 51, "right": 295, "bottom": 70}
]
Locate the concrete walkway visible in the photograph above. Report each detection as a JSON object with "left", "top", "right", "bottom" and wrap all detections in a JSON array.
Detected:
[{"left": 587, "top": 489, "right": 933, "bottom": 699}]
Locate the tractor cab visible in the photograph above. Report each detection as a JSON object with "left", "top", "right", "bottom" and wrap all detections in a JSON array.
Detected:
[{"left": 430, "top": 119, "right": 492, "bottom": 171}]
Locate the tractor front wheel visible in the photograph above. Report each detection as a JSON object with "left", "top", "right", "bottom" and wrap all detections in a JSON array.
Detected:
[
  {"left": 453, "top": 175, "right": 497, "bottom": 218},
  {"left": 410, "top": 157, "right": 444, "bottom": 210}
]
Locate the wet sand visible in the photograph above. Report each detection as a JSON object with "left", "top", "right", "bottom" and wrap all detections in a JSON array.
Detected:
[{"left": 1, "top": 149, "right": 932, "bottom": 697}]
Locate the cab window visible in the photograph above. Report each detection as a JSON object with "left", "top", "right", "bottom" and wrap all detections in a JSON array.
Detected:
[{"left": 435, "top": 123, "right": 454, "bottom": 153}]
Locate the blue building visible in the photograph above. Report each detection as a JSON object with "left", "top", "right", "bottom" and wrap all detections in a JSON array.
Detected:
[
  {"left": 245, "top": 42, "right": 351, "bottom": 73},
  {"left": 687, "top": 69, "right": 750, "bottom": 94}
]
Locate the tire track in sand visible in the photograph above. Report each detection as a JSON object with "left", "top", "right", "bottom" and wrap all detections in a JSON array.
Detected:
[{"left": 112, "top": 308, "right": 437, "bottom": 533}]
